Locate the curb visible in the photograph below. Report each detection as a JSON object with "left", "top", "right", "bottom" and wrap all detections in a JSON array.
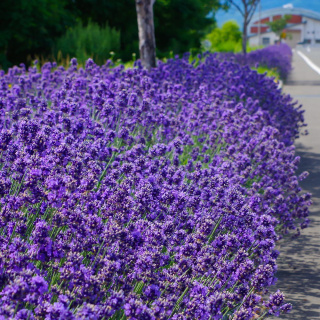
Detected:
[{"left": 277, "top": 79, "right": 283, "bottom": 90}]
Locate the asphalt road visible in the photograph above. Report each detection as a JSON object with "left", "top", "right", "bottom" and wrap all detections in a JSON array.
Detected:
[
  {"left": 297, "top": 45, "right": 320, "bottom": 71},
  {"left": 269, "top": 47, "right": 320, "bottom": 319}
]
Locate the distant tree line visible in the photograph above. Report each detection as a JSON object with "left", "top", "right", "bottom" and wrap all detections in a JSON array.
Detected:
[{"left": 0, "top": 0, "right": 222, "bottom": 69}]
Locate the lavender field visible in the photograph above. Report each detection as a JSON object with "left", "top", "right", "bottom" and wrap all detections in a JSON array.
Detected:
[
  {"left": 0, "top": 45, "right": 311, "bottom": 319},
  {"left": 222, "top": 44, "right": 293, "bottom": 80}
]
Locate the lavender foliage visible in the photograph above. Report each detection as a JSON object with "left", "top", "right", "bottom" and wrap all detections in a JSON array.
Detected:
[
  {"left": 220, "top": 44, "right": 292, "bottom": 79},
  {"left": 0, "top": 52, "right": 310, "bottom": 319}
]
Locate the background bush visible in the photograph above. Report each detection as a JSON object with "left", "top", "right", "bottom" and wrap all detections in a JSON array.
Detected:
[
  {"left": 204, "top": 21, "right": 242, "bottom": 52},
  {"left": 55, "top": 21, "right": 120, "bottom": 65}
]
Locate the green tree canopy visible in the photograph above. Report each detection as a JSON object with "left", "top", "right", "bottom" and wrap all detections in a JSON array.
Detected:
[
  {"left": 205, "top": 21, "right": 242, "bottom": 51},
  {"left": 266, "top": 15, "right": 292, "bottom": 40},
  {"left": 154, "top": 0, "right": 221, "bottom": 57},
  {"left": 0, "top": 0, "right": 75, "bottom": 69}
]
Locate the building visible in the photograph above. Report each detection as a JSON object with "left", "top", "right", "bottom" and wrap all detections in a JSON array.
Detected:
[{"left": 248, "top": 7, "right": 320, "bottom": 47}]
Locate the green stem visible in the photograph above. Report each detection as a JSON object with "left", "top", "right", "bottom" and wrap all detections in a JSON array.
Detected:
[{"left": 207, "top": 215, "right": 223, "bottom": 243}]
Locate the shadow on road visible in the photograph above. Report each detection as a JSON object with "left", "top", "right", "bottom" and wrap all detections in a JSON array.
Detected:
[
  {"left": 295, "top": 144, "right": 320, "bottom": 203},
  {"left": 268, "top": 144, "right": 320, "bottom": 319}
]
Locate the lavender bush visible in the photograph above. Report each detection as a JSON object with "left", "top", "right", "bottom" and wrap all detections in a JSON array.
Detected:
[
  {"left": 0, "top": 52, "right": 310, "bottom": 320},
  {"left": 220, "top": 44, "right": 292, "bottom": 79}
]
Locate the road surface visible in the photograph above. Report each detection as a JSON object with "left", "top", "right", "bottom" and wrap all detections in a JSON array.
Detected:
[{"left": 269, "top": 46, "right": 320, "bottom": 319}]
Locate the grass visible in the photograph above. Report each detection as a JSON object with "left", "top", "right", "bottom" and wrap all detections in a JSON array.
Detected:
[
  {"left": 252, "top": 66, "right": 281, "bottom": 82},
  {"left": 29, "top": 48, "right": 281, "bottom": 85}
]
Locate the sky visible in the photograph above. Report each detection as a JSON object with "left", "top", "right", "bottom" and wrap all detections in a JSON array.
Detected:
[{"left": 215, "top": 0, "right": 320, "bottom": 27}]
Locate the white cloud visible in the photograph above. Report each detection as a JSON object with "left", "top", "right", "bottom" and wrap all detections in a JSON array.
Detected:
[{"left": 283, "top": 3, "right": 294, "bottom": 9}]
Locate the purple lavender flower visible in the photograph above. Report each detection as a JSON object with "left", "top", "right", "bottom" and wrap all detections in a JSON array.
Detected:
[{"left": 0, "top": 49, "right": 308, "bottom": 319}]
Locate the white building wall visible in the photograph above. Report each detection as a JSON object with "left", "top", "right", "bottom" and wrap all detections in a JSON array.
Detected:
[
  {"left": 249, "top": 32, "right": 278, "bottom": 47},
  {"left": 303, "top": 17, "right": 320, "bottom": 44}
]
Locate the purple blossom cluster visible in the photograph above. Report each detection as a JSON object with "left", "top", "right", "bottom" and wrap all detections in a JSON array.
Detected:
[
  {"left": 0, "top": 53, "right": 310, "bottom": 319},
  {"left": 221, "top": 44, "right": 292, "bottom": 79}
]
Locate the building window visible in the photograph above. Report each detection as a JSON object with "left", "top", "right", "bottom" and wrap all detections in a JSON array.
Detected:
[
  {"left": 316, "top": 39, "right": 320, "bottom": 44},
  {"left": 262, "top": 37, "right": 270, "bottom": 45}
]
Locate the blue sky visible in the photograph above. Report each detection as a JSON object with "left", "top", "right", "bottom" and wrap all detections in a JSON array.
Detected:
[{"left": 215, "top": 0, "right": 320, "bottom": 27}]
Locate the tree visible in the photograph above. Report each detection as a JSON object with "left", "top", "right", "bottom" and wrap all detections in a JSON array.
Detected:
[
  {"left": 0, "top": 0, "right": 75, "bottom": 69},
  {"left": 135, "top": 0, "right": 157, "bottom": 70},
  {"left": 0, "top": 0, "right": 225, "bottom": 69},
  {"left": 73, "top": 0, "right": 222, "bottom": 62},
  {"left": 205, "top": 21, "right": 242, "bottom": 52},
  {"left": 266, "top": 15, "right": 292, "bottom": 43},
  {"left": 226, "top": 0, "right": 259, "bottom": 54},
  {"left": 154, "top": 0, "right": 221, "bottom": 57}
]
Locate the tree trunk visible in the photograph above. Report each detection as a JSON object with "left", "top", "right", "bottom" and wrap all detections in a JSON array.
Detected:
[
  {"left": 242, "top": 20, "right": 248, "bottom": 55},
  {"left": 135, "top": 0, "right": 156, "bottom": 70}
]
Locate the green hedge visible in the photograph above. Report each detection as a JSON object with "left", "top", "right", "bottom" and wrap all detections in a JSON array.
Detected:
[{"left": 55, "top": 20, "right": 120, "bottom": 65}]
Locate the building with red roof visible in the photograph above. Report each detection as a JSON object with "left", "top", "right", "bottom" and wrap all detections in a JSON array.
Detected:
[{"left": 248, "top": 7, "right": 320, "bottom": 47}]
